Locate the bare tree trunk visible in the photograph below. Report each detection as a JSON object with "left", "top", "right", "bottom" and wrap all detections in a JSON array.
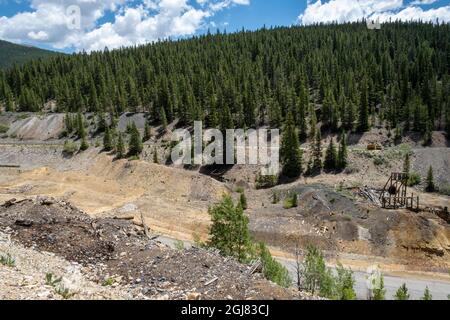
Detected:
[{"left": 295, "top": 243, "right": 302, "bottom": 291}]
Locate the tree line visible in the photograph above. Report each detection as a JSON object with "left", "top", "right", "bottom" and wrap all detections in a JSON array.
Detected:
[{"left": 0, "top": 21, "right": 449, "bottom": 141}]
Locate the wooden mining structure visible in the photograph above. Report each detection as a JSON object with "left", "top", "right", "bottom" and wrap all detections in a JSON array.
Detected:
[{"left": 380, "top": 172, "right": 419, "bottom": 211}]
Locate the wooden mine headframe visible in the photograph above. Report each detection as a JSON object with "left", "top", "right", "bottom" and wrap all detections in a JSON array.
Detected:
[{"left": 380, "top": 172, "right": 419, "bottom": 211}]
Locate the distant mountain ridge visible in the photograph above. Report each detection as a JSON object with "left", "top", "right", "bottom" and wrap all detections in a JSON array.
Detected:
[{"left": 0, "top": 40, "right": 60, "bottom": 69}]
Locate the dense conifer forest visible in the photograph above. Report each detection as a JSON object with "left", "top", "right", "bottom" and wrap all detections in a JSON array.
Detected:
[
  {"left": 1, "top": 22, "right": 449, "bottom": 140},
  {"left": 0, "top": 40, "right": 59, "bottom": 69}
]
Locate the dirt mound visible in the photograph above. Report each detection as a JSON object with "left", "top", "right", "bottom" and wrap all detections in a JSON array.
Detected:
[
  {"left": 0, "top": 197, "right": 313, "bottom": 300},
  {"left": 247, "top": 183, "right": 450, "bottom": 271}
]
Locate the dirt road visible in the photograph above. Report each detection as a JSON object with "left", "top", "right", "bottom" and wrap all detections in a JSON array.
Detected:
[
  {"left": 278, "top": 257, "right": 450, "bottom": 300},
  {"left": 156, "top": 235, "right": 450, "bottom": 300}
]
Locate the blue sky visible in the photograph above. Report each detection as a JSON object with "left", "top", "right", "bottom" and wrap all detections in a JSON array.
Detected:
[{"left": 0, "top": 0, "right": 449, "bottom": 53}]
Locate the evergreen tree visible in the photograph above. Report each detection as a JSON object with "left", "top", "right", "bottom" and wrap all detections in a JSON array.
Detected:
[
  {"left": 208, "top": 195, "right": 252, "bottom": 263},
  {"left": 394, "top": 283, "right": 410, "bottom": 300},
  {"left": 309, "top": 106, "right": 317, "bottom": 140},
  {"left": 421, "top": 287, "right": 432, "bottom": 300},
  {"left": 128, "top": 122, "right": 143, "bottom": 157},
  {"left": 337, "top": 133, "right": 348, "bottom": 170},
  {"left": 425, "top": 166, "right": 435, "bottom": 192},
  {"left": 371, "top": 274, "right": 386, "bottom": 300},
  {"left": 76, "top": 112, "right": 86, "bottom": 139},
  {"left": 143, "top": 122, "right": 152, "bottom": 142},
  {"left": 239, "top": 192, "right": 248, "bottom": 210},
  {"left": 358, "top": 77, "right": 369, "bottom": 132},
  {"left": 335, "top": 263, "right": 356, "bottom": 300},
  {"left": 312, "top": 130, "right": 323, "bottom": 173},
  {"left": 281, "top": 112, "right": 303, "bottom": 178},
  {"left": 153, "top": 148, "right": 159, "bottom": 164},
  {"left": 103, "top": 126, "right": 113, "bottom": 151},
  {"left": 324, "top": 138, "right": 338, "bottom": 171},
  {"left": 258, "top": 242, "right": 291, "bottom": 288},
  {"left": 80, "top": 135, "right": 89, "bottom": 151},
  {"left": 116, "top": 133, "right": 126, "bottom": 159}
]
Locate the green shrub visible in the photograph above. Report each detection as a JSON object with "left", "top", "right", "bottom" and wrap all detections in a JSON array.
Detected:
[
  {"left": 102, "top": 277, "right": 116, "bottom": 287},
  {"left": 45, "top": 273, "right": 62, "bottom": 286},
  {"left": 17, "top": 114, "right": 30, "bottom": 120},
  {"left": 438, "top": 183, "right": 450, "bottom": 196},
  {"left": 0, "top": 124, "right": 9, "bottom": 133},
  {"left": 63, "top": 140, "right": 78, "bottom": 155},
  {"left": 255, "top": 174, "right": 278, "bottom": 189},
  {"left": 407, "top": 172, "right": 421, "bottom": 187},
  {"left": 235, "top": 187, "right": 244, "bottom": 194},
  {"left": 373, "top": 156, "right": 387, "bottom": 166},
  {"left": 174, "top": 240, "right": 185, "bottom": 251},
  {"left": 283, "top": 193, "right": 298, "bottom": 209},
  {"left": 0, "top": 253, "right": 15, "bottom": 267},
  {"left": 271, "top": 192, "right": 280, "bottom": 204}
]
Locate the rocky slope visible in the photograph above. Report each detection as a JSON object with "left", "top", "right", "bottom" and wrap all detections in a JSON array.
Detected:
[{"left": 0, "top": 197, "right": 315, "bottom": 300}]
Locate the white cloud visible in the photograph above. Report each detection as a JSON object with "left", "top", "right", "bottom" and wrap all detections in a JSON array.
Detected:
[
  {"left": 299, "top": 0, "right": 450, "bottom": 25},
  {"left": 0, "top": 0, "right": 249, "bottom": 52},
  {"left": 410, "top": 0, "right": 438, "bottom": 5}
]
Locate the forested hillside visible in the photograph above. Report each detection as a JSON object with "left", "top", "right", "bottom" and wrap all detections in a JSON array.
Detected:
[
  {"left": 0, "top": 22, "right": 449, "bottom": 140},
  {"left": 0, "top": 40, "right": 59, "bottom": 69}
]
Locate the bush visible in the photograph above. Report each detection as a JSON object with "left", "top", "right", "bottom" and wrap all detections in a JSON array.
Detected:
[
  {"left": 407, "top": 172, "right": 421, "bottom": 187},
  {"left": 271, "top": 191, "right": 280, "bottom": 204},
  {"left": 283, "top": 193, "right": 298, "bottom": 209},
  {"left": 0, "top": 124, "right": 9, "bottom": 133},
  {"left": 373, "top": 156, "right": 387, "bottom": 166},
  {"left": 438, "top": 183, "right": 450, "bottom": 196},
  {"left": 174, "top": 240, "right": 185, "bottom": 251},
  {"left": 63, "top": 140, "right": 78, "bottom": 155},
  {"left": 255, "top": 174, "right": 278, "bottom": 189},
  {"left": 0, "top": 253, "right": 15, "bottom": 267}
]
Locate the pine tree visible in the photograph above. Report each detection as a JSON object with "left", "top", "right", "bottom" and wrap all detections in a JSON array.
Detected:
[
  {"left": 324, "top": 138, "right": 338, "bottom": 171},
  {"left": 358, "top": 77, "right": 369, "bottom": 132},
  {"left": 76, "top": 112, "right": 86, "bottom": 139},
  {"left": 80, "top": 136, "right": 89, "bottom": 151},
  {"left": 337, "top": 133, "right": 348, "bottom": 170},
  {"left": 281, "top": 112, "right": 303, "bottom": 178},
  {"left": 116, "top": 133, "right": 125, "bottom": 159},
  {"left": 143, "top": 122, "right": 152, "bottom": 142},
  {"left": 425, "top": 166, "right": 435, "bottom": 192},
  {"left": 394, "top": 283, "right": 410, "bottom": 300},
  {"left": 208, "top": 195, "right": 252, "bottom": 263},
  {"left": 421, "top": 287, "right": 432, "bottom": 300},
  {"left": 312, "top": 130, "right": 323, "bottom": 173},
  {"left": 371, "top": 274, "right": 386, "bottom": 300},
  {"left": 128, "top": 122, "right": 143, "bottom": 157},
  {"left": 239, "top": 192, "right": 248, "bottom": 210},
  {"left": 153, "top": 148, "right": 159, "bottom": 164},
  {"left": 258, "top": 242, "right": 291, "bottom": 288},
  {"left": 5, "top": 93, "right": 14, "bottom": 112},
  {"left": 309, "top": 106, "right": 317, "bottom": 141},
  {"left": 103, "top": 126, "right": 113, "bottom": 151}
]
